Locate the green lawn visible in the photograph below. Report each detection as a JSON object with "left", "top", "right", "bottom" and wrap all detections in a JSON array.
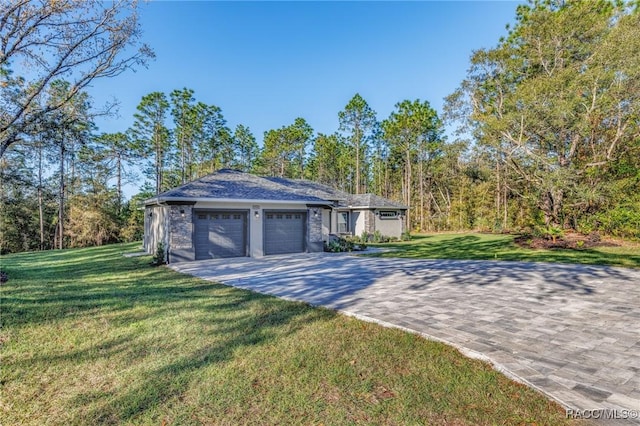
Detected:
[
  {"left": 372, "top": 233, "right": 640, "bottom": 268},
  {"left": 1, "top": 243, "right": 577, "bottom": 425}
]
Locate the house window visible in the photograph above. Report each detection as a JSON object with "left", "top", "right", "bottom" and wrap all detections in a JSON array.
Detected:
[
  {"left": 379, "top": 211, "right": 398, "bottom": 219},
  {"left": 338, "top": 212, "right": 349, "bottom": 233}
]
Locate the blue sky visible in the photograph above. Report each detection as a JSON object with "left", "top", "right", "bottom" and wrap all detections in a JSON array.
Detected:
[
  {"left": 88, "top": 1, "right": 520, "bottom": 195},
  {"left": 91, "top": 1, "right": 519, "bottom": 137}
]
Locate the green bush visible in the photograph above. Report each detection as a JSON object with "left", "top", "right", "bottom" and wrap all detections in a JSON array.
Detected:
[
  {"left": 535, "top": 225, "right": 564, "bottom": 243},
  {"left": 372, "top": 230, "right": 387, "bottom": 243},
  {"left": 344, "top": 235, "right": 367, "bottom": 250},
  {"left": 401, "top": 231, "right": 411, "bottom": 241},
  {"left": 152, "top": 242, "right": 166, "bottom": 265},
  {"left": 593, "top": 205, "right": 640, "bottom": 240},
  {"left": 359, "top": 230, "right": 371, "bottom": 244},
  {"left": 324, "top": 237, "right": 355, "bottom": 253}
]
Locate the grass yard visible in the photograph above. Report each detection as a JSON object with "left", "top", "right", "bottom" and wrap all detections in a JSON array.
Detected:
[
  {"left": 0, "top": 243, "right": 578, "bottom": 425},
  {"left": 372, "top": 233, "right": 640, "bottom": 268}
]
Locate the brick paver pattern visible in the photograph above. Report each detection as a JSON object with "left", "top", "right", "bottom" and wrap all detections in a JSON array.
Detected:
[{"left": 172, "top": 253, "right": 640, "bottom": 421}]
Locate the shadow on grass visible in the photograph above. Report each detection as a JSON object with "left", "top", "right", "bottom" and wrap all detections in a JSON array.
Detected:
[
  {"left": 78, "top": 299, "right": 332, "bottom": 424},
  {"left": 1, "top": 243, "right": 335, "bottom": 423},
  {"left": 3, "top": 240, "right": 637, "bottom": 424},
  {"left": 373, "top": 234, "right": 640, "bottom": 268}
]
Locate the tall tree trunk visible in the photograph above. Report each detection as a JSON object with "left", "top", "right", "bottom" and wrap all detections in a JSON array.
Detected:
[
  {"left": 355, "top": 140, "right": 360, "bottom": 194},
  {"left": 280, "top": 155, "right": 285, "bottom": 177},
  {"left": 299, "top": 147, "right": 304, "bottom": 179},
  {"left": 541, "top": 189, "right": 563, "bottom": 227},
  {"left": 459, "top": 185, "right": 463, "bottom": 230},
  {"left": 503, "top": 181, "right": 508, "bottom": 230},
  {"left": 38, "top": 139, "right": 45, "bottom": 250},
  {"left": 181, "top": 136, "right": 186, "bottom": 184},
  {"left": 427, "top": 177, "right": 433, "bottom": 232},
  {"left": 419, "top": 159, "right": 425, "bottom": 231},
  {"left": 552, "top": 189, "right": 563, "bottom": 227},
  {"left": 155, "top": 132, "right": 162, "bottom": 195},
  {"left": 495, "top": 157, "right": 501, "bottom": 228},
  {"left": 69, "top": 139, "right": 76, "bottom": 197},
  {"left": 58, "top": 136, "right": 65, "bottom": 250},
  {"left": 116, "top": 152, "right": 122, "bottom": 214},
  {"left": 355, "top": 121, "right": 362, "bottom": 194},
  {"left": 405, "top": 148, "right": 412, "bottom": 228}
]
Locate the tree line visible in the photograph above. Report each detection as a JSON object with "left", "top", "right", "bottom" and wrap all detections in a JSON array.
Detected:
[{"left": 1, "top": 0, "right": 638, "bottom": 254}]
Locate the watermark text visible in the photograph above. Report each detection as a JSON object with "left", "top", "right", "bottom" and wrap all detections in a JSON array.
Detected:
[{"left": 566, "top": 408, "right": 639, "bottom": 420}]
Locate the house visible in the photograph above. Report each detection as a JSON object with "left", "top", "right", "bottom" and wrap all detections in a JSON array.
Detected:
[{"left": 143, "top": 169, "right": 407, "bottom": 262}]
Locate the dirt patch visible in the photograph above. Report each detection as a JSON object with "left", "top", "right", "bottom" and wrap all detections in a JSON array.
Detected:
[{"left": 514, "top": 232, "right": 621, "bottom": 250}]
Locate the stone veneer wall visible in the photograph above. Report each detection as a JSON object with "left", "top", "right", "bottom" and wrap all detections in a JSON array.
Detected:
[
  {"left": 363, "top": 210, "right": 376, "bottom": 234},
  {"left": 308, "top": 209, "right": 323, "bottom": 252},
  {"left": 169, "top": 205, "right": 193, "bottom": 250}
]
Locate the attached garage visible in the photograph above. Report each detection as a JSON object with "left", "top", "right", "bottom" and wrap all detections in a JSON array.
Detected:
[
  {"left": 143, "top": 169, "right": 406, "bottom": 262},
  {"left": 264, "top": 211, "right": 306, "bottom": 255},
  {"left": 194, "top": 210, "right": 247, "bottom": 259}
]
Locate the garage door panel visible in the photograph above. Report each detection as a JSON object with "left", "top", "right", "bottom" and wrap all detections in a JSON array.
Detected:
[
  {"left": 195, "top": 211, "right": 246, "bottom": 259},
  {"left": 264, "top": 212, "right": 306, "bottom": 255}
]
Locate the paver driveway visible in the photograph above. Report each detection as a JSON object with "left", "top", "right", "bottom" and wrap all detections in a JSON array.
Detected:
[{"left": 172, "top": 253, "right": 640, "bottom": 421}]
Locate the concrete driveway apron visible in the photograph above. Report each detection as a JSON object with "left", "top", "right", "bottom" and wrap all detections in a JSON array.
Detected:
[{"left": 171, "top": 253, "right": 640, "bottom": 423}]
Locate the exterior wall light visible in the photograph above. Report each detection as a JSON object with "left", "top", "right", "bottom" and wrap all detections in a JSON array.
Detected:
[
  {"left": 180, "top": 208, "right": 185, "bottom": 218},
  {"left": 313, "top": 209, "right": 318, "bottom": 218},
  {"left": 149, "top": 211, "right": 153, "bottom": 218},
  {"left": 254, "top": 210, "right": 260, "bottom": 219}
]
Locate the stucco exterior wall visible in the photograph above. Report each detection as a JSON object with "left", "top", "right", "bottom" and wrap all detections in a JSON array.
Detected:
[
  {"left": 144, "top": 197, "right": 406, "bottom": 262},
  {"left": 374, "top": 211, "right": 404, "bottom": 239},
  {"left": 194, "top": 201, "right": 320, "bottom": 258},
  {"left": 352, "top": 209, "right": 377, "bottom": 236},
  {"left": 144, "top": 205, "right": 169, "bottom": 255},
  {"left": 321, "top": 208, "right": 331, "bottom": 240},
  {"left": 329, "top": 209, "right": 338, "bottom": 234},
  {"left": 352, "top": 211, "right": 364, "bottom": 236}
]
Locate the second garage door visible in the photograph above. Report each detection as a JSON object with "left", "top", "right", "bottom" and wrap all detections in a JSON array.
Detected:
[
  {"left": 194, "top": 211, "right": 247, "bottom": 259},
  {"left": 264, "top": 211, "right": 306, "bottom": 255}
]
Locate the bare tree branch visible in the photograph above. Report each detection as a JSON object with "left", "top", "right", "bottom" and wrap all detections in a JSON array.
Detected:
[{"left": 0, "top": 0, "right": 153, "bottom": 158}]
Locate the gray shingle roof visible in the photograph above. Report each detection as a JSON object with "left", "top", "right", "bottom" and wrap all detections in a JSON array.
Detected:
[
  {"left": 145, "top": 169, "right": 407, "bottom": 209},
  {"left": 264, "top": 177, "right": 348, "bottom": 201},
  {"left": 346, "top": 193, "right": 407, "bottom": 209},
  {"left": 146, "top": 169, "right": 330, "bottom": 204}
]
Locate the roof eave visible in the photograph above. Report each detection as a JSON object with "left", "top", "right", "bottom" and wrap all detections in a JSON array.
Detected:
[
  {"left": 145, "top": 196, "right": 333, "bottom": 206},
  {"left": 346, "top": 205, "right": 408, "bottom": 210}
]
